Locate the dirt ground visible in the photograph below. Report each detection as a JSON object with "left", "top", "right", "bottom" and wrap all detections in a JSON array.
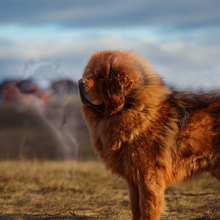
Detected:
[{"left": 0, "top": 160, "right": 219, "bottom": 220}]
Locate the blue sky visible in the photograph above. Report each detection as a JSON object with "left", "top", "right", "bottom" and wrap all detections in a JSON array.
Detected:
[{"left": 0, "top": 0, "right": 220, "bottom": 91}]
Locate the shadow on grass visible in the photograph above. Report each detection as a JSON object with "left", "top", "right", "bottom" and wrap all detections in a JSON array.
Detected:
[{"left": 0, "top": 214, "right": 107, "bottom": 220}]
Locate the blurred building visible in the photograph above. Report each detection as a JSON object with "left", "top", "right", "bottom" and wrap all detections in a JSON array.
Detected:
[
  {"left": 0, "top": 80, "right": 18, "bottom": 102},
  {"left": 0, "top": 78, "right": 93, "bottom": 160}
]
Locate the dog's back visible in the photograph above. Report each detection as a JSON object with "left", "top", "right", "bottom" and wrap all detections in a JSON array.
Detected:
[{"left": 169, "top": 91, "right": 220, "bottom": 183}]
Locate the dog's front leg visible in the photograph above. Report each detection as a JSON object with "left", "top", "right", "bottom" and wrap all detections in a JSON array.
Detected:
[
  {"left": 138, "top": 180, "right": 165, "bottom": 220},
  {"left": 127, "top": 179, "right": 141, "bottom": 220}
]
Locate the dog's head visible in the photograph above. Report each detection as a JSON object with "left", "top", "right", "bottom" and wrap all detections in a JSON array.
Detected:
[{"left": 78, "top": 50, "right": 163, "bottom": 115}]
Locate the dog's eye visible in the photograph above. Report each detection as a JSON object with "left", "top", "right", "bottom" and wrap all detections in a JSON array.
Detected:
[
  {"left": 97, "top": 74, "right": 103, "bottom": 79},
  {"left": 96, "top": 71, "right": 103, "bottom": 79}
]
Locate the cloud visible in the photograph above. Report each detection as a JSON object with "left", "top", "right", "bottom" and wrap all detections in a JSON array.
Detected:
[
  {"left": 0, "top": 0, "right": 220, "bottom": 29},
  {"left": 0, "top": 0, "right": 219, "bottom": 92},
  {"left": 0, "top": 29, "right": 220, "bottom": 91}
]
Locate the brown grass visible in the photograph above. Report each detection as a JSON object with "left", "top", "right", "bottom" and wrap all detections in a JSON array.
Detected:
[{"left": 0, "top": 160, "right": 219, "bottom": 220}]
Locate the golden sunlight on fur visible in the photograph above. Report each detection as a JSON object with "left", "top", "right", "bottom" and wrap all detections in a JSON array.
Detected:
[{"left": 78, "top": 50, "right": 220, "bottom": 220}]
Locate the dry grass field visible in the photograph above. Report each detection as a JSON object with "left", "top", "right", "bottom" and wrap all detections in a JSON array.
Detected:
[{"left": 0, "top": 160, "right": 219, "bottom": 220}]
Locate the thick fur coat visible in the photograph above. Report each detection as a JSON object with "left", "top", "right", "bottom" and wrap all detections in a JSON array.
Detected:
[{"left": 78, "top": 50, "right": 220, "bottom": 220}]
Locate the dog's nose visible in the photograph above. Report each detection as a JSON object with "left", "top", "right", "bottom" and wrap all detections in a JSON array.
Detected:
[{"left": 78, "top": 78, "right": 86, "bottom": 86}]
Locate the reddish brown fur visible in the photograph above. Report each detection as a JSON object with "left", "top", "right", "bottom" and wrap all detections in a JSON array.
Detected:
[{"left": 78, "top": 50, "right": 220, "bottom": 220}]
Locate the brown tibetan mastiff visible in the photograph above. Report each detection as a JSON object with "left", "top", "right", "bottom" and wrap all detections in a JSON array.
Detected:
[{"left": 78, "top": 50, "right": 220, "bottom": 220}]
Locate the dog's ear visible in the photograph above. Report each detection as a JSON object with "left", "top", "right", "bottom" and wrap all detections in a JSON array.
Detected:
[
  {"left": 119, "top": 74, "right": 134, "bottom": 90},
  {"left": 109, "top": 54, "right": 135, "bottom": 91},
  {"left": 108, "top": 64, "right": 134, "bottom": 94}
]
